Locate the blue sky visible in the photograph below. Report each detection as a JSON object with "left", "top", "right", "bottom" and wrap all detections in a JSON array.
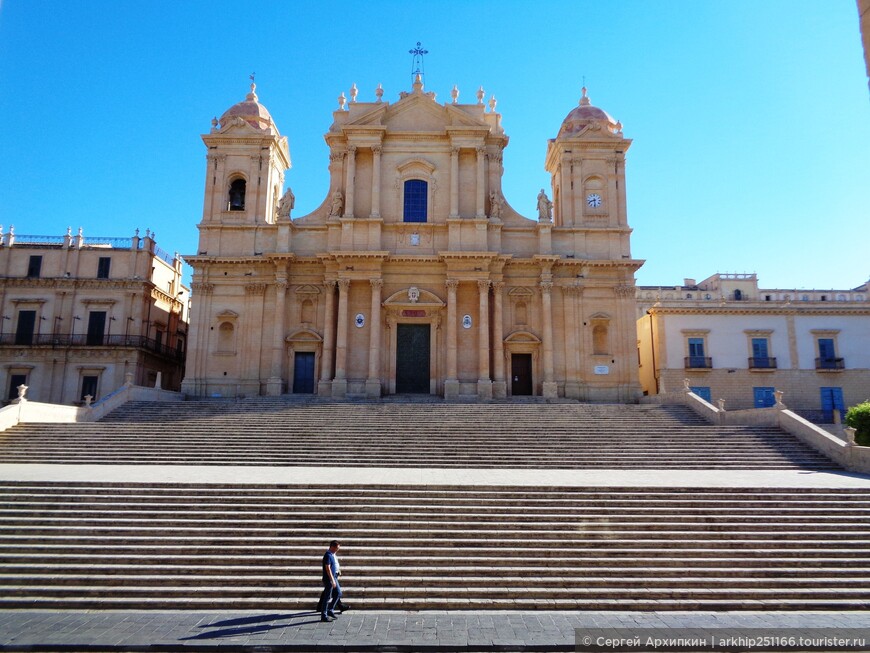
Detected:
[{"left": 0, "top": 1, "right": 867, "bottom": 290}]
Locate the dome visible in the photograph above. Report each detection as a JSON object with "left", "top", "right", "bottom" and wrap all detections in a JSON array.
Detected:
[
  {"left": 217, "top": 83, "right": 278, "bottom": 134},
  {"left": 558, "top": 87, "right": 621, "bottom": 137}
]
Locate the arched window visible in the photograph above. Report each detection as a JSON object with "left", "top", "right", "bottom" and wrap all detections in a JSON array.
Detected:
[
  {"left": 403, "top": 179, "right": 427, "bottom": 222},
  {"left": 228, "top": 179, "right": 246, "bottom": 211}
]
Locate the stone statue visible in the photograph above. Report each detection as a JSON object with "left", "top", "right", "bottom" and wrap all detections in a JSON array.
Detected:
[
  {"left": 330, "top": 190, "right": 344, "bottom": 217},
  {"left": 489, "top": 191, "right": 503, "bottom": 219},
  {"left": 537, "top": 189, "right": 552, "bottom": 222},
  {"left": 277, "top": 188, "right": 295, "bottom": 218}
]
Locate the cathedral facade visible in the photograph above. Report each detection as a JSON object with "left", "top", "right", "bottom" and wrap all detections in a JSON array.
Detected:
[{"left": 182, "top": 77, "right": 642, "bottom": 401}]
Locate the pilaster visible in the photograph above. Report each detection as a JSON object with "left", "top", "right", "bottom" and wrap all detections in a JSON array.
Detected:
[
  {"left": 332, "top": 278, "right": 350, "bottom": 398},
  {"left": 477, "top": 279, "right": 492, "bottom": 400},
  {"left": 317, "top": 280, "right": 336, "bottom": 396},
  {"left": 444, "top": 279, "right": 459, "bottom": 400},
  {"left": 540, "top": 281, "right": 558, "bottom": 399},
  {"left": 365, "top": 278, "right": 383, "bottom": 398},
  {"left": 491, "top": 281, "right": 506, "bottom": 398}
]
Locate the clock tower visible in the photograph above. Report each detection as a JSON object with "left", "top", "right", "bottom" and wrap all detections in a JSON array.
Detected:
[{"left": 544, "top": 87, "right": 631, "bottom": 239}]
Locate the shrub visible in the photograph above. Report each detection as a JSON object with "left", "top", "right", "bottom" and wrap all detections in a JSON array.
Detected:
[{"left": 845, "top": 401, "right": 870, "bottom": 446}]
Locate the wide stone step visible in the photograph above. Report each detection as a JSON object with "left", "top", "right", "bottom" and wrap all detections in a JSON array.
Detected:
[
  {"left": 4, "top": 564, "right": 870, "bottom": 579},
  {"left": 3, "top": 519, "right": 869, "bottom": 535},
  {"left": 0, "top": 399, "right": 840, "bottom": 470},
  {"left": 4, "top": 574, "right": 870, "bottom": 590}
]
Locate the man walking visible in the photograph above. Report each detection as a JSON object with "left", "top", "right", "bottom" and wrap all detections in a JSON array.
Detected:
[{"left": 320, "top": 540, "right": 342, "bottom": 622}]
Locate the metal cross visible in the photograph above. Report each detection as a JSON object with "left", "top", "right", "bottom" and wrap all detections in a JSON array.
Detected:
[
  {"left": 249, "top": 72, "right": 256, "bottom": 84},
  {"left": 409, "top": 42, "right": 428, "bottom": 83}
]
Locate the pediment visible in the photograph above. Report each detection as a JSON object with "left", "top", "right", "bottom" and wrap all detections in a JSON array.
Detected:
[
  {"left": 384, "top": 98, "right": 452, "bottom": 132},
  {"left": 216, "top": 309, "right": 239, "bottom": 319},
  {"left": 218, "top": 117, "right": 266, "bottom": 136},
  {"left": 294, "top": 284, "right": 321, "bottom": 295},
  {"left": 286, "top": 328, "right": 322, "bottom": 343},
  {"left": 384, "top": 287, "right": 444, "bottom": 307},
  {"left": 504, "top": 330, "right": 541, "bottom": 344}
]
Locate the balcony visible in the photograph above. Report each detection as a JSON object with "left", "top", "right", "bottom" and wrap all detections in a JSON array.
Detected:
[
  {"left": 684, "top": 356, "right": 712, "bottom": 369},
  {"left": 815, "top": 357, "right": 845, "bottom": 371},
  {"left": 749, "top": 357, "right": 777, "bottom": 370},
  {"left": 0, "top": 333, "right": 184, "bottom": 362}
]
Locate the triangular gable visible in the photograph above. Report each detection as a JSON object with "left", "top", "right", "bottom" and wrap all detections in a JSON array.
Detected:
[
  {"left": 286, "top": 328, "right": 323, "bottom": 343},
  {"left": 504, "top": 330, "right": 541, "bottom": 344},
  {"left": 345, "top": 94, "right": 488, "bottom": 133},
  {"left": 383, "top": 287, "right": 445, "bottom": 307}
]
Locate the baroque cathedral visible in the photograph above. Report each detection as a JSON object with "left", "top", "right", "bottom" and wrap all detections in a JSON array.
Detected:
[{"left": 182, "top": 75, "right": 642, "bottom": 401}]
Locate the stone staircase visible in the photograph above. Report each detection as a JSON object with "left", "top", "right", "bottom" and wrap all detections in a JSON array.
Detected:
[
  {"left": 0, "top": 482, "right": 868, "bottom": 610},
  {"left": 0, "top": 400, "right": 840, "bottom": 469}
]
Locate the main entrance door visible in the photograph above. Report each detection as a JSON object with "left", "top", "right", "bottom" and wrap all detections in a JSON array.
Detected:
[
  {"left": 511, "top": 353, "right": 533, "bottom": 396},
  {"left": 292, "top": 352, "right": 315, "bottom": 394},
  {"left": 396, "top": 324, "right": 430, "bottom": 394}
]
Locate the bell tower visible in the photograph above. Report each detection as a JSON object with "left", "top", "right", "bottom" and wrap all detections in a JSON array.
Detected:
[
  {"left": 198, "top": 82, "right": 290, "bottom": 256},
  {"left": 545, "top": 87, "right": 630, "bottom": 243}
]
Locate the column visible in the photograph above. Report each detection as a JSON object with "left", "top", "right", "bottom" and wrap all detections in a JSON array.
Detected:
[
  {"left": 475, "top": 147, "right": 486, "bottom": 218},
  {"left": 317, "top": 280, "right": 336, "bottom": 395},
  {"left": 266, "top": 279, "right": 288, "bottom": 396},
  {"left": 563, "top": 285, "right": 581, "bottom": 399},
  {"left": 477, "top": 279, "right": 492, "bottom": 399},
  {"left": 370, "top": 146, "right": 381, "bottom": 218},
  {"left": 366, "top": 279, "right": 383, "bottom": 397},
  {"left": 343, "top": 146, "right": 356, "bottom": 218},
  {"left": 491, "top": 281, "right": 506, "bottom": 398},
  {"left": 540, "top": 281, "right": 558, "bottom": 398},
  {"left": 449, "top": 147, "right": 460, "bottom": 218},
  {"left": 444, "top": 279, "right": 459, "bottom": 399},
  {"left": 332, "top": 278, "right": 350, "bottom": 397}
]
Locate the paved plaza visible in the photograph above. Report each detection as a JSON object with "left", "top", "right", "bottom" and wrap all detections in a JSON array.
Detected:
[{"left": 2, "top": 609, "right": 870, "bottom": 651}]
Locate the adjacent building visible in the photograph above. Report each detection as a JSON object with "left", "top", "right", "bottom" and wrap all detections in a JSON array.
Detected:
[
  {"left": 182, "top": 79, "right": 643, "bottom": 401},
  {"left": 636, "top": 273, "right": 870, "bottom": 420},
  {"left": 0, "top": 227, "right": 189, "bottom": 404}
]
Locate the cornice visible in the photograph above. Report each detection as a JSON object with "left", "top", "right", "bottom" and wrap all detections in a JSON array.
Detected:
[
  {"left": 183, "top": 256, "right": 272, "bottom": 265},
  {"left": 647, "top": 305, "right": 870, "bottom": 317},
  {"left": 0, "top": 277, "right": 152, "bottom": 291}
]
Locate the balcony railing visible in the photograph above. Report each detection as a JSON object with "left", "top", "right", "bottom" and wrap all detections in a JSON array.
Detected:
[
  {"left": 816, "top": 357, "right": 845, "bottom": 370},
  {"left": 684, "top": 356, "right": 713, "bottom": 369},
  {"left": 749, "top": 357, "right": 778, "bottom": 369},
  {"left": 0, "top": 333, "right": 184, "bottom": 361}
]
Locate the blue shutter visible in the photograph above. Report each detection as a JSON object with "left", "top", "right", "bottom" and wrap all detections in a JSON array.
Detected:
[
  {"left": 753, "top": 387, "right": 775, "bottom": 408},
  {"left": 818, "top": 338, "right": 835, "bottom": 360},
  {"left": 690, "top": 386, "right": 712, "bottom": 402},
  {"left": 820, "top": 387, "right": 845, "bottom": 422}
]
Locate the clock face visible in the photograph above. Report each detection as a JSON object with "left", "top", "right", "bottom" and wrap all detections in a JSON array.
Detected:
[{"left": 586, "top": 193, "right": 602, "bottom": 208}]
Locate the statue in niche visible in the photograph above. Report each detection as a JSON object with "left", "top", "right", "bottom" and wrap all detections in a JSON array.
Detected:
[
  {"left": 277, "top": 187, "right": 295, "bottom": 218},
  {"left": 537, "top": 189, "right": 553, "bottom": 222},
  {"left": 329, "top": 190, "right": 344, "bottom": 217},
  {"left": 489, "top": 191, "right": 503, "bottom": 219}
]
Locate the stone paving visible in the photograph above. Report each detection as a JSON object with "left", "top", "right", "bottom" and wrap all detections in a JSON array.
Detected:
[
  {"left": 2, "top": 609, "right": 870, "bottom": 652},
  {"left": 2, "top": 463, "right": 870, "bottom": 488}
]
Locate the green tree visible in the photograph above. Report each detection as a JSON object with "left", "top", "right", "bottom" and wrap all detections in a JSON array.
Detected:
[{"left": 845, "top": 401, "right": 870, "bottom": 446}]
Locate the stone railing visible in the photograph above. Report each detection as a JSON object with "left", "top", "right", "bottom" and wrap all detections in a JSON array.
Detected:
[
  {"left": 0, "top": 375, "right": 183, "bottom": 432},
  {"left": 643, "top": 379, "right": 870, "bottom": 473}
]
